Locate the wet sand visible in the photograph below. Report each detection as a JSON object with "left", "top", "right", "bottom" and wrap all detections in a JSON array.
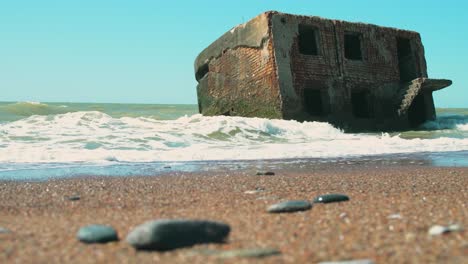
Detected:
[{"left": 0, "top": 164, "right": 466, "bottom": 263}]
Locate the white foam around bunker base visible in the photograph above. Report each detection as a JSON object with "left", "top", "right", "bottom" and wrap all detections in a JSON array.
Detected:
[{"left": 0, "top": 112, "right": 467, "bottom": 164}]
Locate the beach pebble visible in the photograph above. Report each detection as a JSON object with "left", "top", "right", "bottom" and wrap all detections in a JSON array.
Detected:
[
  {"left": 126, "top": 219, "right": 230, "bottom": 250},
  {"left": 77, "top": 225, "right": 118, "bottom": 243},
  {"left": 218, "top": 248, "right": 281, "bottom": 258},
  {"left": 318, "top": 259, "right": 375, "bottom": 264},
  {"left": 66, "top": 195, "right": 81, "bottom": 201},
  {"left": 198, "top": 248, "right": 281, "bottom": 258},
  {"left": 244, "top": 187, "right": 265, "bottom": 194},
  {"left": 256, "top": 171, "right": 275, "bottom": 176},
  {"left": 313, "top": 194, "right": 350, "bottom": 204},
  {"left": 0, "top": 227, "right": 11, "bottom": 234},
  {"left": 387, "top": 214, "right": 403, "bottom": 219},
  {"left": 245, "top": 190, "right": 262, "bottom": 194},
  {"left": 267, "top": 200, "right": 312, "bottom": 213},
  {"left": 428, "top": 224, "right": 463, "bottom": 236}
]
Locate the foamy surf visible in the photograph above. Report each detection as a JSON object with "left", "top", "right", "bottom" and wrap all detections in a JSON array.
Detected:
[{"left": 0, "top": 110, "right": 467, "bottom": 165}]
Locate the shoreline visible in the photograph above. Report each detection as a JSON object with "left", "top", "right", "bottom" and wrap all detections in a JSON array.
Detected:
[
  {"left": 1, "top": 150, "right": 468, "bottom": 182},
  {"left": 1, "top": 164, "right": 467, "bottom": 263}
]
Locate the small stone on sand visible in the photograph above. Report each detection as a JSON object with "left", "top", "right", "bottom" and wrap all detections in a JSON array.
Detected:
[
  {"left": 318, "top": 259, "right": 375, "bottom": 264},
  {"left": 256, "top": 171, "right": 275, "bottom": 176},
  {"left": 387, "top": 214, "right": 403, "bottom": 219},
  {"left": 126, "top": 219, "right": 230, "bottom": 250},
  {"left": 195, "top": 248, "right": 281, "bottom": 258},
  {"left": 66, "top": 195, "right": 80, "bottom": 201},
  {"left": 77, "top": 224, "right": 118, "bottom": 243},
  {"left": 267, "top": 200, "right": 312, "bottom": 213},
  {"left": 429, "top": 224, "right": 463, "bottom": 236},
  {"left": 245, "top": 187, "right": 265, "bottom": 194},
  {"left": 218, "top": 248, "right": 281, "bottom": 258},
  {"left": 0, "top": 227, "right": 11, "bottom": 234},
  {"left": 313, "top": 194, "right": 350, "bottom": 203}
]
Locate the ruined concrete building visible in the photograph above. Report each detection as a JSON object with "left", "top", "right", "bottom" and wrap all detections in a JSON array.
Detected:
[{"left": 194, "top": 11, "right": 451, "bottom": 131}]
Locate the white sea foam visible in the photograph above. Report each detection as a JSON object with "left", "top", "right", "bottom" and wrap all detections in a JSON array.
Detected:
[{"left": 0, "top": 111, "right": 467, "bottom": 164}]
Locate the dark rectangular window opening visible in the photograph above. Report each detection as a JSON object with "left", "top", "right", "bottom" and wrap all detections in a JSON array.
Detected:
[
  {"left": 298, "top": 25, "right": 319, "bottom": 55},
  {"left": 351, "top": 91, "right": 373, "bottom": 118},
  {"left": 397, "top": 37, "right": 418, "bottom": 82},
  {"left": 344, "top": 33, "right": 363, "bottom": 60},
  {"left": 304, "top": 89, "right": 325, "bottom": 116},
  {"left": 397, "top": 38, "right": 412, "bottom": 57}
]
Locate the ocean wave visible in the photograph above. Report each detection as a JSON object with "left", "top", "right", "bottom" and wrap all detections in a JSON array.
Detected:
[
  {"left": 420, "top": 114, "right": 468, "bottom": 131},
  {"left": 0, "top": 111, "right": 468, "bottom": 164},
  {"left": 0, "top": 101, "right": 71, "bottom": 117}
]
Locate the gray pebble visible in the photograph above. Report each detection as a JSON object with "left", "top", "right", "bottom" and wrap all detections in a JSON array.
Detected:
[
  {"left": 67, "top": 195, "right": 81, "bottom": 201},
  {"left": 126, "top": 219, "right": 230, "bottom": 250},
  {"left": 267, "top": 200, "right": 312, "bottom": 213},
  {"left": 319, "top": 259, "right": 375, "bottom": 264},
  {"left": 313, "top": 194, "right": 349, "bottom": 203},
  {"left": 77, "top": 224, "right": 118, "bottom": 243},
  {"left": 0, "top": 227, "right": 11, "bottom": 234},
  {"left": 218, "top": 248, "right": 281, "bottom": 258},
  {"left": 197, "top": 248, "right": 281, "bottom": 258}
]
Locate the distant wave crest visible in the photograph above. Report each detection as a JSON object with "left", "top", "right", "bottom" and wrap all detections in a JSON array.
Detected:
[{"left": 0, "top": 101, "right": 71, "bottom": 117}]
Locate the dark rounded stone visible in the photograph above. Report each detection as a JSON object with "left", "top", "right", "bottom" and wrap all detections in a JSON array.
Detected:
[
  {"left": 267, "top": 200, "right": 312, "bottom": 213},
  {"left": 256, "top": 171, "right": 275, "bottom": 176},
  {"left": 67, "top": 195, "right": 81, "bottom": 201},
  {"left": 126, "top": 219, "right": 231, "bottom": 251},
  {"left": 313, "top": 194, "right": 350, "bottom": 204},
  {"left": 77, "top": 225, "right": 118, "bottom": 243}
]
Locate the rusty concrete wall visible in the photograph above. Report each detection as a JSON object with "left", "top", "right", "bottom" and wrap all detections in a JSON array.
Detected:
[
  {"left": 270, "top": 12, "right": 430, "bottom": 129},
  {"left": 271, "top": 13, "right": 342, "bottom": 120},
  {"left": 195, "top": 12, "right": 282, "bottom": 118}
]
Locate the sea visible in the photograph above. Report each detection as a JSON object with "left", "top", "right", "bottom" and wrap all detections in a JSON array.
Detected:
[{"left": 0, "top": 101, "right": 467, "bottom": 181}]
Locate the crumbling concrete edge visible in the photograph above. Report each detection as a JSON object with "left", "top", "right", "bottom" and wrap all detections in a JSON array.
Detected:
[
  {"left": 270, "top": 13, "right": 300, "bottom": 119},
  {"left": 194, "top": 12, "right": 274, "bottom": 81}
]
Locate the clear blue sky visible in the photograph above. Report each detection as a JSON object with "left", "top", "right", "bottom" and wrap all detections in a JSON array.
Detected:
[{"left": 0, "top": 0, "right": 466, "bottom": 107}]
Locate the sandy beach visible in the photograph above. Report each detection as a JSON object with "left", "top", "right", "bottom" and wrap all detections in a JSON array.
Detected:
[{"left": 0, "top": 164, "right": 466, "bottom": 263}]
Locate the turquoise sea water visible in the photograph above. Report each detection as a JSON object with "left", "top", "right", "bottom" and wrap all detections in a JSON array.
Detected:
[{"left": 0, "top": 101, "right": 467, "bottom": 180}]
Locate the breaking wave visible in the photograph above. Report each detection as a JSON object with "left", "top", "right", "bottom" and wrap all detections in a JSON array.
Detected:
[
  {"left": 421, "top": 114, "right": 468, "bottom": 131},
  {"left": 0, "top": 101, "right": 70, "bottom": 120},
  {"left": 0, "top": 111, "right": 467, "bottom": 164}
]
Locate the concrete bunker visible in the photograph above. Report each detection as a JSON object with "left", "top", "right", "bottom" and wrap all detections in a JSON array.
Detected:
[{"left": 194, "top": 11, "right": 452, "bottom": 131}]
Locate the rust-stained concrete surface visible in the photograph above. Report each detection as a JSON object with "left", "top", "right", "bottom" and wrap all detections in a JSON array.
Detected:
[{"left": 194, "top": 11, "right": 451, "bottom": 131}]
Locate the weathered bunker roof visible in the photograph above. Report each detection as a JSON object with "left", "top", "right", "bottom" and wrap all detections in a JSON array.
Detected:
[{"left": 194, "top": 11, "right": 420, "bottom": 80}]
